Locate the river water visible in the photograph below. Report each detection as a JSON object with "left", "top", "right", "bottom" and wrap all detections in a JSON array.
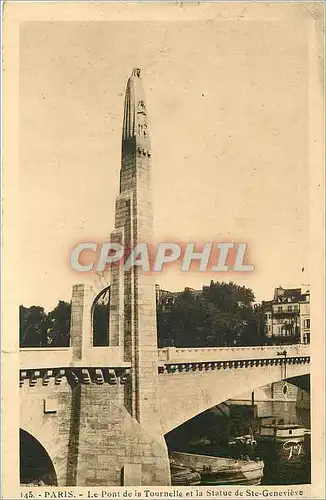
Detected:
[
  {"left": 168, "top": 400, "right": 311, "bottom": 486},
  {"left": 255, "top": 401, "right": 310, "bottom": 485}
]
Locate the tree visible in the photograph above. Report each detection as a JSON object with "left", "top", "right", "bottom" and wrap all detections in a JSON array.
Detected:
[
  {"left": 157, "top": 281, "right": 262, "bottom": 348},
  {"left": 20, "top": 305, "right": 50, "bottom": 347},
  {"left": 20, "top": 281, "right": 263, "bottom": 349},
  {"left": 47, "top": 301, "right": 71, "bottom": 347},
  {"left": 20, "top": 299, "right": 110, "bottom": 348}
]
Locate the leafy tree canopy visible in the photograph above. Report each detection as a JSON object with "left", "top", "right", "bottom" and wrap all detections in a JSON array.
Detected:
[
  {"left": 20, "top": 281, "right": 265, "bottom": 348},
  {"left": 20, "top": 301, "right": 71, "bottom": 348},
  {"left": 157, "top": 281, "right": 262, "bottom": 348},
  {"left": 20, "top": 300, "right": 109, "bottom": 348}
]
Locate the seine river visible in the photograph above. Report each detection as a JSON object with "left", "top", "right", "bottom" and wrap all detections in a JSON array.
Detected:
[
  {"left": 256, "top": 401, "right": 310, "bottom": 485},
  {"left": 169, "top": 400, "right": 311, "bottom": 486}
]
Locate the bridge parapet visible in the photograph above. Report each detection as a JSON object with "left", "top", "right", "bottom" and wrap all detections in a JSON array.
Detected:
[
  {"left": 20, "top": 344, "right": 310, "bottom": 370},
  {"left": 19, "top": 346, "right": 131, "bottom": 388},
  {"left": 158, "top": 344, "right": 310, "bottom": 364},
  {"left": 20, "top": 346, "right": 127, "bottom": 370},
  {"left": 19, "top": 365, "right": 131, "bottom": 388},
  {"left": 158, "top": 345, "right": 311, "bottom": 434}
]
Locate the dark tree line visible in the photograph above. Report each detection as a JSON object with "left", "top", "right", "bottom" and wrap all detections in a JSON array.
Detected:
[
  {"left": 20, "top": 301, "right": 72, "bottom": 347},
  {"left": 20, "top": 281, "right": 267, "bottom": 348},
  {"left": 157, "top": 282, "right": 265, "bottom": 348},
  {"left": 20, "top": 300, "right": 110, "bottom": 348}
]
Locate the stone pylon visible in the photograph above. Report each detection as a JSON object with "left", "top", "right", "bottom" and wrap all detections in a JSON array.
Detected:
[
  {"left": 67, "top": 69, "right": 170, "bottom": 486},
  {"left": 106, "top": 68, "right": 171, "bottom": 484},
  {"left": 110, "top": 68, "right": 159, "bottom": 424}
]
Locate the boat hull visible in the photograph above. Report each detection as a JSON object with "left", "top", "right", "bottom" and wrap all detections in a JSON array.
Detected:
[
  {"left": 259, "top": 435, "right": 304, "bottom": 444},
  {"left": 170, "top": 452, "right": 264, "bottom": 486},
  {"left": 259, "top": 425, "right": 305, "bottom": 444},
  {"left": 170, "top": 465, "right": 201, "bottom": 486},
  {"left": 201, "top": 477, "right": 262, "bottom": 486}
]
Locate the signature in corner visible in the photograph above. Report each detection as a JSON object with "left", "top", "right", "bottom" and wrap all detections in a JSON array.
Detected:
[{"left": 283, "top": 440, "right": 303, "bottom": 460}]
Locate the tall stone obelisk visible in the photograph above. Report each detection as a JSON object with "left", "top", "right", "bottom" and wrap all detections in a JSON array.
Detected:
[
  {"left": 68, "top": 70, "right": 170, "bottom": 487},
  {"left": 109, "top": 70, "right": 169, "bottom": 482}
]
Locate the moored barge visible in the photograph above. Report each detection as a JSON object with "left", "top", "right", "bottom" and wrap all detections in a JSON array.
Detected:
[{"left": 170, "top": 451, "right": 264, "bottom": 486}]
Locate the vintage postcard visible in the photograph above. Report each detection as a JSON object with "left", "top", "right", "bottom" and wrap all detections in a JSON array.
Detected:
[{"left": 1, "top": 1, "right": 325, "bottom": 499}]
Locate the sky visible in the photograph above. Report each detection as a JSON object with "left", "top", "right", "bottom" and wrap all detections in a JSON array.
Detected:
[{"left": 19, "top": 15, "right": 311, "bottom": 311}]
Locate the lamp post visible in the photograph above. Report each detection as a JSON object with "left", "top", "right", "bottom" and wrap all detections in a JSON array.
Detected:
[{"left": 277, "top": 349, "right": 288, "bottom": 380}]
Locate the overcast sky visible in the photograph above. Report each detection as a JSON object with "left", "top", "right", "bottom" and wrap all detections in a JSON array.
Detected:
[{"left": 19, "top": 14, "right": 311, "bottom": 310}]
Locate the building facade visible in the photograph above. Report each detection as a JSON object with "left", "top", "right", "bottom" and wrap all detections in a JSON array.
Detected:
[
  {"left": 262, "top": 285, "right": 310, "bottom": 344},
  {"left": 155, "top": 285, "right": 202, "bottom": 311}
]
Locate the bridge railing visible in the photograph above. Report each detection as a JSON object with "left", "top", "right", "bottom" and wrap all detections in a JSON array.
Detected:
[
  {"left": 20, "top": 344, "right": 310, "bottom": 369},
  {"left": 157, "top": 344, "right": 310, "bottom": 364},
  {"left": 20, "top": 347, "right": 72, "bottom": 369},
  {"left": 20, "top": 346, "right": 129, "bottom": 369}
]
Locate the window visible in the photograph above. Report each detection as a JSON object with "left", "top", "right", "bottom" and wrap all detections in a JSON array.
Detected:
[
  {"left": 288, "top": 305, "right": 293, "bottom": 312},
  {"left": 278, "top": 306, "right": 282, "bottom": 312},
  {"left": 304, "top": 319, "right": 310, "bottom": 329}
]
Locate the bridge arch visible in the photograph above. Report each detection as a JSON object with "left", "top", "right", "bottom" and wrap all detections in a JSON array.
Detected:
[
  {"left": 20, "top": 429, "right": 57, "bottom": 486},
  {"left": 159, "top": 361, "right": 310, "bottom": 434},
  {"left": 20, "top": 386, "right": 71, "bottom": 486}
]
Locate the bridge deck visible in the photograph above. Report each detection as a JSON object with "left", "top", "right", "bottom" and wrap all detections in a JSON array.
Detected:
[
  {"left": 158, "top": 344, "right": 310, "bottom": 364},
  {"left": 19, "top": 344, "right": 310, "bottom": 370}
]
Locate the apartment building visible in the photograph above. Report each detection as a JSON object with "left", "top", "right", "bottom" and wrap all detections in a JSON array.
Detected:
[{"left": 262, "top": 285, "right": 310, "bottom": 344}]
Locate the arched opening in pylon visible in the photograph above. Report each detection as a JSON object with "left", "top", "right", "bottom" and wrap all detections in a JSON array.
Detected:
[
  {"left": 91, "top": 285, "right": 110, "bottom": 346},
  {"left": 20, "top": 429, "right": 57, "bottom": 486}
]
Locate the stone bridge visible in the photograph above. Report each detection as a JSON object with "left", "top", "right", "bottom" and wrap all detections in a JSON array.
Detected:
[
  {"left": 157, "top": 345, "right": 310, "bottom": 433},
  {"left": 19, "top": 69, "right": 311, "bottom": 487},
  {"left": 20, "top": 316, "right": 310, "bottom": 487}
]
